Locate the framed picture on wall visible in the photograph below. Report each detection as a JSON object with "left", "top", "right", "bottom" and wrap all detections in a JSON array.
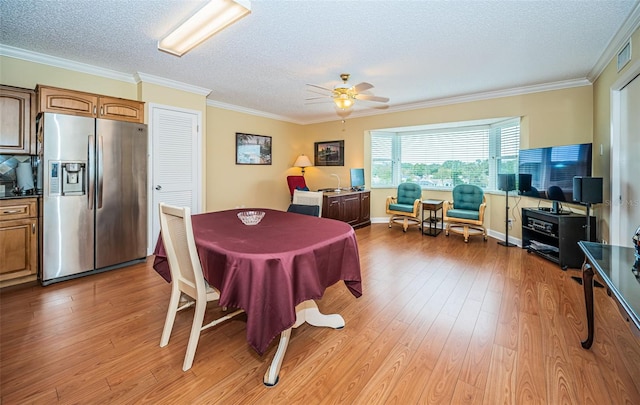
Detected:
[
  {"left": 314, "top": 140, "right": 344, "bottom": 166},
  {"left": 236, "top": 133, "right": 272, "bottom": 165}
]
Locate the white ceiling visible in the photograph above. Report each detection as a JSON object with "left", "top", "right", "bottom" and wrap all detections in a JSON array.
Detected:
[{"left": 1, "top": 0, "right": 639, "bottom": 124}]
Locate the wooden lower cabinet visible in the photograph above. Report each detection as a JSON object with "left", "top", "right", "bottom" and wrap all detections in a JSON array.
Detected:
[
  {"left": 322, "top": 190, "right": 371, "bottom": 228},
  {"left": 0, "top": 198, "right": 38, "bottom": 287}
]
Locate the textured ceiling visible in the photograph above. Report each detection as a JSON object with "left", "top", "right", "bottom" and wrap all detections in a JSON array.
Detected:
[{"left": 1, "top": 0, "right": 639, "bottom": 124}]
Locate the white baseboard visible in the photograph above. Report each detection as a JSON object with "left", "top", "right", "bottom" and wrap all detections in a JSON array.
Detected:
[{"left": 371, "top": 216, "right": 522, "bottom": 247}]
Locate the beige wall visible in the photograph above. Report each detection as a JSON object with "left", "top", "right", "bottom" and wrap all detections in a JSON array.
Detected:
[
  {"left": 1, "top": 53, "right": 599, "bottom": 242},
  {"left": 205, "top": 107, "right": 304, "bottom": 212},
  {"left": 0, "top": 56, "right": 136, "bottom": 99},
  {"left": 303, "top": 86, "right": 593, "bottom": 240},
  {"left": 592, "top": 25, "right": 640, "bottom": 242}
]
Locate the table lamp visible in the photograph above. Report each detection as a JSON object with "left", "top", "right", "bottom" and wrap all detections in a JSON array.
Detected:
[{"left": 293, "top": 155, "right": 312, "bottom": 175}]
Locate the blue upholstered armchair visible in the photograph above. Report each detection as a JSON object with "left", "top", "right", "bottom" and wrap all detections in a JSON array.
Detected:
[
  {"left": 385, "top": 182, "right": 422, "bottom": 232},
  {"left": 443, "top": 184, "right": 487, "bottom": 242}
]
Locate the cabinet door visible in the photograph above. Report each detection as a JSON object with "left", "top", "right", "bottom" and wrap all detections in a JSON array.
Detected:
[
  {"left": 98, "top": 96, "right": 144, "bottom": 123},
  {"left": 324, "top": 196, "right": 342, "bottom": 220},
  {"left": 37, "top": 86, "right": 98, "bottom": 118},
  {"left": 0, "top": 85, "right": 35, "bottom": 154},
  {"left": 342, "top": 195, "right": 361, "bottom": 225},
  {"left": 360, "top": 192, "right": 370, "bottom": 222},
  {"left": 0, "top": 217, "right": 38, "bottom": 281}
]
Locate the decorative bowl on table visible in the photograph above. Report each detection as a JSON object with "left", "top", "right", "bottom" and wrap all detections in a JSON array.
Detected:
[{"left": 237, "top": 210, "right": 265, "bottom": 225}]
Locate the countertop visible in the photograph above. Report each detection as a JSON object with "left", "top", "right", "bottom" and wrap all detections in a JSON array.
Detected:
[{"left": 0, "top": 190, "right": 41, "bottom": 200}]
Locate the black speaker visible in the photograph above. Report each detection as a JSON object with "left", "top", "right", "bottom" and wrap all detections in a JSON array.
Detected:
[
  {"left": 518, "top": 173, "right": 532, "bottom": 192},
  {"left": 498, "top": 173, "right": 516, "bottom": 191},
  {"left": 573, "top": 177, "right": 603, "bottom": 204}
]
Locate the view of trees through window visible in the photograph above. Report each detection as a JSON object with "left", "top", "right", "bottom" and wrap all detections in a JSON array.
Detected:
[{"left": 371, "top": 118, "right": 520, "bottom": 190}]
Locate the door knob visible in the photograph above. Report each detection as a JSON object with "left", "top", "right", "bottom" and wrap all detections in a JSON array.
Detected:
[{"left": 155, "top": 185, "right": 162, "bottom": 190}]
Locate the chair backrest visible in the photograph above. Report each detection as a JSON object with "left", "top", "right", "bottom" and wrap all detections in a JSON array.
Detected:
[
  {"left": 452, "top": 184, "right": 484, "bottom": 211},
  {"left": 396, "top": 182, "right": 422, "bottom": 205},
  {"left": 546, "top": 185, "right": 566, "bottom": 201},
  {"left": 287, "top": 175, "right": 308, "bottom": 196},
  {"left": 158, "top": 203, "right": 206, "bottom": 299},
  {"left": 292, "top": 189, "right": 323, "bottom": 217},
  {"left": 287, "top": 204, "right": 320, "bottom": 217}
]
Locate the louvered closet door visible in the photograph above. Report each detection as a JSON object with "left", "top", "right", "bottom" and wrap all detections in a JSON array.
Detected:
[{"left": 150, "top": 104, "right": 202, "bottom": 251}]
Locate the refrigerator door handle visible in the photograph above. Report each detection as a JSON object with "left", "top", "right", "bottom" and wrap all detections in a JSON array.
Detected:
[
  {"left": 88, "top": 135, "right": 95, "bottom": 210},
  {"left": 97, "top": 135, "right": 104, "bottom": 209}
]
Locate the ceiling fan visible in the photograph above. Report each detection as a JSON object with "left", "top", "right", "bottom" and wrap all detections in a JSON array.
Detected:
[{"left": 306, "top": 73, "right": 389, "bottom": 110}]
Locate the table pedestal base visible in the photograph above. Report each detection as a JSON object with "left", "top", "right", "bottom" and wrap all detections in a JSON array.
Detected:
[{"left": 263, "top": 300, "right": 345, "bottom": 386}]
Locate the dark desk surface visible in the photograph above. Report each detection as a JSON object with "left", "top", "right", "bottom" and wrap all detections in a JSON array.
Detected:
[
  {"left": 154, "top": 208, "right": 362, "bottom": 355},
  {"left": 579, "top": 241, "right": 640, "bottom": 332}
]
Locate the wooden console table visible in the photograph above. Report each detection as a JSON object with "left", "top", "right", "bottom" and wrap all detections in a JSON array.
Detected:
[
  {"left": 322, "top": 190, "right": 370, "bottom": 229},
  {"left": 578, "top": 241, "right": 640, "bottom": 349}
]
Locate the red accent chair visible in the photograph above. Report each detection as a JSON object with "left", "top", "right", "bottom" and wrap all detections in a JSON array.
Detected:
[{"left": 287, "top": 176, "right": 308, "bottom": 198}]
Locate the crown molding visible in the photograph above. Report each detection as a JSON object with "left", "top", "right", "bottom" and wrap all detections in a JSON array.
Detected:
[
  {"left": 134, "top": 72, "right": 211, "bottom": 96},
  {"left": 0, "top": 44, "right": 135, "bottom": 83},
  {"left": 206, "top": 99, "right": 304, "bottom": 124},
  {"left": 588, "top": 1, "right": 640, "bottom": 81},
  {"left": 303, "top": 78, "right": 592, "bottom": 125},
  {"left": 0, "top": 44, "right": 595, "bottom": 126},
  {"left": 0, "top": 45, "right": 213, "bottom": 96}
]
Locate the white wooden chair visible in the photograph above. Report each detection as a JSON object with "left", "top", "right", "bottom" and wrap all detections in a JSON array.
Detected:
[
  {"left": 158, "top": 203, "right": 243, "bottom": 371},
  {"left": 291, "top": 189, "right": 324, "bottom": 217}
]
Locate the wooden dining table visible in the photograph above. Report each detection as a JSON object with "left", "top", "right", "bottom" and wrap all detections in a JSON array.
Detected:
[{"left": 153, "top": 208, "right": 362, "bottom": 385}]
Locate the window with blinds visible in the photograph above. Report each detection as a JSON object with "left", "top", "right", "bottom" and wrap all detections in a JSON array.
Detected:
[{"left": 370, "top": 118, "right": 520, "bottom": 190}]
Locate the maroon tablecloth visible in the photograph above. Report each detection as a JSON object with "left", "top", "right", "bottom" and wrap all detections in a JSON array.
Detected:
[{"left": 153, "top": 208, "right": 362, "bottom": 355}]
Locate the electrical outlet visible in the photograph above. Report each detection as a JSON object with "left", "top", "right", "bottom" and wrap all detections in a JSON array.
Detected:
[{"left": 507, "top": 219, "right": 513, "bottom": 225}]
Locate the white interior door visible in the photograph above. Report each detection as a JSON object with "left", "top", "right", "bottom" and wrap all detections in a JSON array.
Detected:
[
  {"left": 611, "top": 64, "right": 640, "bottom": 246},
  {"left": 148, "top": 104, "right": 202, "bottom": 254}
]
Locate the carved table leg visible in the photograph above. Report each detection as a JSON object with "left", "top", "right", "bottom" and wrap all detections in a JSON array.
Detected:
[
  {"left": 581, "top": 261, "right": 595, "bottom": 349},
  {"left": 263, "top": 300, "right": 345, "bottom": 386}
]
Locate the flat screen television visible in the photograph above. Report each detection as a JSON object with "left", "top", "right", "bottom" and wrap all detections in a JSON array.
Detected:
[
  {"left": 518, "top": 143, "right": 592, "bottom": 204},
  {"left": 350, "top": 168, "right": 365, "bottom": 191}
]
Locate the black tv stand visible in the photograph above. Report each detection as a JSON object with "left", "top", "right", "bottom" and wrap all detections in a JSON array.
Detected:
[{"left": 521, "top": 208, "right": 595, "bottom": 270}]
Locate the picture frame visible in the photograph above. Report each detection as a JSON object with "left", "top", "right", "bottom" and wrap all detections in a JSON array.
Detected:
[
  {"left": 314, "top": 140, "right": 344, "bottom": 166},
  {"left": 236, "top": 133, "right": 272, "bottom": 165}
]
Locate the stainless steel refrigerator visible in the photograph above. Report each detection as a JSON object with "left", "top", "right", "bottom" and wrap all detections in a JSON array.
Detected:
[{"left": 39, "top": 113, "right": 147, "bottom": 285}]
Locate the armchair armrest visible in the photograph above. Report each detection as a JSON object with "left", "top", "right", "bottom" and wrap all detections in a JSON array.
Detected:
[
  {"left": 478, "top": 202, "right": 487, "bottom": 221},
  {"left": 443, "top": 200, "right": 454, "bottom": 217},
  {"left": 412, "top": 199, "right": 421, "bottom": 216},
  {"left": 385, "top": 196, "right": 398, "bottom": 214}
]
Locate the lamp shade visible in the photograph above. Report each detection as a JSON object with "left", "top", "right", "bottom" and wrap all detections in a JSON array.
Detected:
[{"left": 293, "top": 155, "right": 312, "bottom": 168}]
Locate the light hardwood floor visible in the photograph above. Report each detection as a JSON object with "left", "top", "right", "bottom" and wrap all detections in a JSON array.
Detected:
[{"left": 1, "top": 224, "right": 639, "bottom": 404}]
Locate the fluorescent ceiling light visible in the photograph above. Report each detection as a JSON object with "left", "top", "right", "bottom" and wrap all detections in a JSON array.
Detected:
[{"left": 158, "top": 0, "right": 251, "bottom": 57}]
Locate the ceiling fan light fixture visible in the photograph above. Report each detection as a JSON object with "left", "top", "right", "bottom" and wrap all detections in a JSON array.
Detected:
[
  {"left": 333, "top": 94, "right": 354, "bottom": 110},
  {"left": 158, "top": 0, "right": 251, "bottom": 57}
]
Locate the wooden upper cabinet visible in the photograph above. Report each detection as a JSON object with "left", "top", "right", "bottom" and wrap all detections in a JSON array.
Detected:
[
  {"left": 37, "top": 85, "right": 144, "bottom": 123},
  {"left": 98, "top": 96, "right": 144, "bottom": 123},
  {"left": 0, "top": 85, "right": 36, "bottom": 154}
]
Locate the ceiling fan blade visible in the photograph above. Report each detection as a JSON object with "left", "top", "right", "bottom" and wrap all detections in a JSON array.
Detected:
[
  {"left": 306, "top": 84, "right": 332, "bottom": 92},
  {"left": 305, "top": 96, "right": 330, "bottom": 101},
  {"left": 355, "top": 94, "right": 389, "bottom": 103},
  {"left": 353, "top": 82, "right": 373, "bottom": 92}
]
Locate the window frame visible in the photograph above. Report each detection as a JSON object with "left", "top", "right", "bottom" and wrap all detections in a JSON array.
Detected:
[{"left": 370, "top": 117, "right": 521, "bottom": 191}]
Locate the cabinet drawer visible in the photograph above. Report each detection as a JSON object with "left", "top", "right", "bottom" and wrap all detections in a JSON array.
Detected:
[{"left": 0, "top": 199, "right": 37, "bottom": 221}]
